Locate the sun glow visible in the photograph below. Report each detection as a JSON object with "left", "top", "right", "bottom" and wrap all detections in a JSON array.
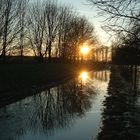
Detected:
[
  {"left": 80, "top": 46, "right": 90, "bottom": 55},
  {"left": 79, "top": 71, "right": 89, "bottom": 82}
]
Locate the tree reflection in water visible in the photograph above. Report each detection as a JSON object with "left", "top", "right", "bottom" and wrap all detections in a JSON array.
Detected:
[
  {"left": 0, "top": 70, "right": 103, "bottom": 140},
  {"left": 97, "top": 66, "right": 140, "bottom": 140},
  {"left": 27, "top": 78, "right": 94, "bottom": 135}
]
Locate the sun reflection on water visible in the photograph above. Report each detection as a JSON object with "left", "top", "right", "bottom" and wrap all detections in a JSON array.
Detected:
[{"left": 79, "top": 71, "right": 89, "bottom": 83}]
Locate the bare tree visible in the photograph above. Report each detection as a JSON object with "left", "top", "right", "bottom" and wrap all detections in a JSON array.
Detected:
[
  {"left": 0, "top": 0, "right": 4, "bottom": 49},
  {"left": 56, "top": 6, "right": 73, "bottom": 58},
  {"left": 59, "top": 14, "right": 95, "bottom": 60},
  {"left": 0, "top": 0, "right": 96, "bottom": 59},
  {"left": 17, "top": 0, "right": 28, "bottom": 56},
  {"left": 0, "top": 0, "right": 20, "bottom": 56},
  {"left": 44, "top": 0, "right": 59, "bottom": 59},
  {"left": 87, "top": 0, "right": 140, "bottom": 40},
  {"left": 27, "top": 1, "right": 46, "bottom": 59}
]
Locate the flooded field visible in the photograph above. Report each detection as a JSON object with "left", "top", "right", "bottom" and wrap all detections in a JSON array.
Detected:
[{"left": 0, "top": 66, "right": 139, "bottom": 140}]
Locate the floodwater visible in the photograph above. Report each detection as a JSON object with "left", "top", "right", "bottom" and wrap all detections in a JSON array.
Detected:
[{"left": 0, "top": 66, "right": 140, "bottom": 140}]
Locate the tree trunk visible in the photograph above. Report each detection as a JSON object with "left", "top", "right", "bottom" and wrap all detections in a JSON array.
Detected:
[{"left": 48, "top": 41, "right": 52, "bottom": 60}]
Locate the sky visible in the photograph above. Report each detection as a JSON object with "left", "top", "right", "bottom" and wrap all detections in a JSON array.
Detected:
[{"left": 58, "top": 0, "right": 111, "bottom": 46}]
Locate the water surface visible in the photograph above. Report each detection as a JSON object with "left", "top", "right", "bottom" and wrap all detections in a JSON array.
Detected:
[
  {"left": 0, "top": 70, "right": 110, "bottom": 140},
  {"left": 0, "top": 66, "right": 140, "bottom": 140}
]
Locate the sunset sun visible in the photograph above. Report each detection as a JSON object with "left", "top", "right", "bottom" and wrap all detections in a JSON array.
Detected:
[{"left": 80, "top": 46, "right": 90, "bottom": 55}]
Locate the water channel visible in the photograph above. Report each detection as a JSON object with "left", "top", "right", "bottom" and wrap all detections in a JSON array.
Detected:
[{"left": 0, "top": 66, "right": 140, "bottom": 140}]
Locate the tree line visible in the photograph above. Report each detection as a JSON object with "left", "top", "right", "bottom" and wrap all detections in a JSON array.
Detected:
[
  {"left": 0, "top": 0, "right": 96, "bottom": 61},
  {"left": 87, "top": 0, "right": 140, "bottom": 64}
]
